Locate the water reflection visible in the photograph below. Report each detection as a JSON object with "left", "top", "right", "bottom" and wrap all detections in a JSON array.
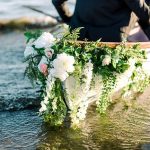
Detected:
[
  {"left": 1, "top": 93, "right": 150, "bottom": 150},
  {"left": 37, "top": 87, "right": 150, "bottom": 150}
]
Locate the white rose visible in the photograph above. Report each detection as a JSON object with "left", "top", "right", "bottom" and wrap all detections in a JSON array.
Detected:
[
  {"left": 53, "top": 53, "right": 75, "bottom": 73},
  {"left": 102, "top": 55, "right": 111, "bottom": 66},
  {"left": 34, "top": 32, "right": 55, "bottom": 49},
  {"left": 50, "top": 68, "right": 69, "bottom": 81}
]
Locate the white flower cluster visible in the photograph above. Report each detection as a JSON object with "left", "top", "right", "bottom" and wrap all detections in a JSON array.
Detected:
[
  {"left": 34, "top": 32, "right": 55, "bottom": 49},
  {"left": 29, "top": 32, "right": 76, "bottom": 113},
  {"left": 35, "top": 32, "right": 55, "bottom": 74},
  {"left": 24, "top": 32, "right": 55, "bottom": 59},
  {"left": 76, "top": 101, "right": 89, "bottom": 120},
  {"left": 39, "top": 74, "right": 56, "bottom": 113},
  {"left": 50, "top": 53, "right": 75, "bottom": 81},
  {"left": 82, "top": 62, "right": 93, "bottom": 91},
  {"left": 39, "top": 52, "right": 75, "bottom": 112},
  {"left": 76, "top": 62, "right": 93, "bottom": 120}
]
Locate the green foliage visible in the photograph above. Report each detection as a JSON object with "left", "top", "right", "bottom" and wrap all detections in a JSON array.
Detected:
[
  {"left": 24, "top": 27, "right": 149, "bottom": 126},
  {"left": 43, "top": 80, "right": 67, "bottom": 126},
  {"left": 123, "top": 67, "right": 150, "bottom": 95},
  {"left": 24, "top": 30, "right": 42, "bottom": 43},
  {"left": 24, "top": 55, "right": 46, "bottom": 86},
  {"left": 97, "top": 74, "right": 116, "bottom": 114}
]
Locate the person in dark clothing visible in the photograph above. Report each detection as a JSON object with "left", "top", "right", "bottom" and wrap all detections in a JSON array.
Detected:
[{"left": 52, "top": 0, "right": 150, "bottom": 42}]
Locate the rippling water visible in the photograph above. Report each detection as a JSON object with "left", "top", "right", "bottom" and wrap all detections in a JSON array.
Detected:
[
  {"left": 1, "top": 99, "right": 150, "bottom": 150},
  {"left": 0, "top": 31, "right": 40, "bottom": 111},
  {"left": 0, "top": 110, "right": 42, "bottom": 150}
]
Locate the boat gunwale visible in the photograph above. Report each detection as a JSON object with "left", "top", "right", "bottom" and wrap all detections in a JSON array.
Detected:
[{"left": 77, "top": 41, "right": 150, "bottom": 49}]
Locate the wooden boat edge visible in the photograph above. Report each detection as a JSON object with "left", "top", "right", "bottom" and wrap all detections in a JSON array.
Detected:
[{"left": 77, "top": 41, "right": 150, "bottom": 49}]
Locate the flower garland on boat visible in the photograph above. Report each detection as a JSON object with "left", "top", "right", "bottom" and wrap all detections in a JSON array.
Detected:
[{"left": 24, "top": 28, "right": 150, "bottom": 126}]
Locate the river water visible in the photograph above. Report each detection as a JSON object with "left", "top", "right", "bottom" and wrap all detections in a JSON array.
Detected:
[
  {"left": 0, "top": 1, "right": 150, "bottom": 150},
  {"left": 0, "top": 0, "right": 75, "bottom": 29}
]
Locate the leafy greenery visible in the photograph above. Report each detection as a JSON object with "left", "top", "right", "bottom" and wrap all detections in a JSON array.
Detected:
[
  {"left": 43, "top": 79, "right": 67, "bottom": 126},
  {"left": 123, "top": 67, "right": 150, "bottom": 96},
  {"left": 24, "top": 54, "right": 46, "bottom": 87},
  {"left": 24, "top": 28, "right": 149, "bottom": 126},
  {"left": 97, "top": 74, "right": 116, "bottom": 114},
  {"left": 24, "top": 30, "right": 42, "bottom": 43}
]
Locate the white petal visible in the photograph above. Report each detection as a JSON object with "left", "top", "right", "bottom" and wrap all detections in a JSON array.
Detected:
[
  {"left": 34, "top": 32, "right": 55, "bottom": 49},
  {"left": 24, "top": 46, "right": 37, "bottom": 58}
]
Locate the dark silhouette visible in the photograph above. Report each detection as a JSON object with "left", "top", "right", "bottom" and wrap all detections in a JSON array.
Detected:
[{"left": 52, "top": 0, "right": 150, "bottom": 42}]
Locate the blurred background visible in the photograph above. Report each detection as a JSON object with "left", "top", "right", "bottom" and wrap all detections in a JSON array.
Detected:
[
  {"left": 0, "top": 0, "right": 75, "bottom": 29},
  {"left": 0, "top": 1, "right": 150, "bottom": 150}
]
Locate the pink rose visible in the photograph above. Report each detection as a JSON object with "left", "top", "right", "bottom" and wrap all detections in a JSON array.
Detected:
[{"left": 40, "top": 64, "right": 48, "bottom": 76}]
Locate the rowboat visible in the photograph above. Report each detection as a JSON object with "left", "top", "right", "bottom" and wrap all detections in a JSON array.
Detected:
[{"left": 63, "top": 42, "right": 150, "bottom": 126}]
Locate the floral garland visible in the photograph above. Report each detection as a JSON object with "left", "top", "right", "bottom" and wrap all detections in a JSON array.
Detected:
[{"left": 24, "top": 28, "right": 149, "bottom": 126}]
